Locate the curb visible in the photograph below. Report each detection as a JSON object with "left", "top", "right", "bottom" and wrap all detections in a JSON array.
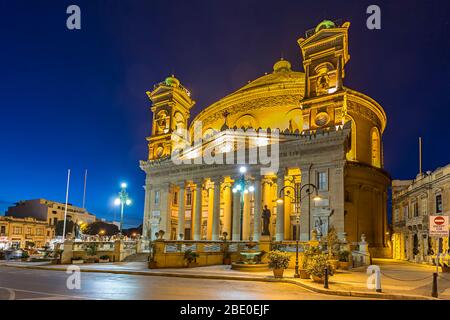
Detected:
[{"left": 2, "top": 264, "right": 439, "bottom": 300}]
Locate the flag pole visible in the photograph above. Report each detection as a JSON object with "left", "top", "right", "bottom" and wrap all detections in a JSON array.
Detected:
[
  {"left": 419, "top": 137, "right": 423, "bottom": 175},
  {"left": 82, "top": 169, "right": 88, "bottom": 209},
  {"left": 62, "top": 169, "right": 71, "bottom": 243}
]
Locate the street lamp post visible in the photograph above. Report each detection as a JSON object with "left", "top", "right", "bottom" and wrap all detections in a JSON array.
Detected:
[
  {"left": 277, "top": 183, "right": 320, "bottom": 278},
  {"left": 115, "top": 182, "right": 132, "bottom": 234},
  {"left": 232, "top": 166, "right": 254, "bottom": 240}
]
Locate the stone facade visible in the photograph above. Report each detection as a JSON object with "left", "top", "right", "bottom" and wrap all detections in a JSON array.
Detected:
[
  {"left": 392, "top": 164, "right": 450, "bottom": 262},
  {"left": 6, "top": 199, "right": 96, "bottom": 227},
  {"left": 140, "top": 20, "right": 391, "bottom": 257},
  {"left": 0, "top": 216, "right": 54, "bottom": 249}
]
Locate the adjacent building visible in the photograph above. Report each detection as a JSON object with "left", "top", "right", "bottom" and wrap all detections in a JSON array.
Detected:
[
  {"left": 140, "top": 20, "right": 391, "bottom": 257},
  {"left": 392, "top": 164, "right": 450, "bottom": 262},
  {"left": 6, "top": 199, "right": 96, "bottom": 227},
  {"left": 0, "top": 216, "right": 55, "bottom": 249}
]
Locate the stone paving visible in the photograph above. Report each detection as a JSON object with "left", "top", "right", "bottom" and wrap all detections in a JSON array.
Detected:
[{"left": 3, "top": 258, "right": 450, "bottom": 299}]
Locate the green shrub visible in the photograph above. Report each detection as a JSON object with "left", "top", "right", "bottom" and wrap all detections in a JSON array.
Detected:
[
  {"left": 267, "top": 250, "right": 291, "bottom": 270},
  {"left": 302, "top": 245, "right": 321, "bottom": 269},
  {"left": 99, "top": 255, "right": 110, "bottom": 260},
  {"left": 85, "top": 243, "right": 98, "bottom": 256},
  {"left": 306, "top": 253, "right": 335, "bottom": 278},
  {"left": 184, "top": 249, "right": 199, "bottom": 263},
  {"left": 338, "top": 250, "right": 350, "bottom": 262}
]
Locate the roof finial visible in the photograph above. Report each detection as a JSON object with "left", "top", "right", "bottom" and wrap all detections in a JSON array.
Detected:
[{"left": 221, "top": 110, "right": 230, "bottom": 131}]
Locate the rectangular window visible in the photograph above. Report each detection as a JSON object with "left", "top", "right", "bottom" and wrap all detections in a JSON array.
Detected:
[
  {"left": 26, "top": 227, "right": 32, "bottom": 235},
  {"left": 154, "top": 190, "right": 160, "bottom": 205},
  {"left": 173, "top": 191, "right": 178, "bottom": 205},
  {"left": 436, "top": 195, "right": 443, "bottom": 214},
  {"left": 317, "top": 171, "right": 328, "bottom": 191},
  {"left": 403, "top": 206, "right": 409, "bottom": 219},
  {"left": 13, "top": 227, "right": 22, "bottom": 235},
  {"left": 186, "top": 192, "right": 192, "bottom": 206},
  {"left": 413, "top": 202, "right": 419, "bottom": 217},
  {"left": 421, "top": 198, "right": 428, "bottom": 216},
  {"left": 0, "top": 226, "right": 5, "bottom": 234}
]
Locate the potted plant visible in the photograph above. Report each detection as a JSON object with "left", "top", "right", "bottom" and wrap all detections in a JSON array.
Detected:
[
  {"left": 267, "top": 250, "right": 291, "bottom": 278},
  {"left": 71, "top": 256, "right": 84, "bottom": 264},
  {"left": 325, "top": 227, "right": 340, "bottom": 269},
  {"left": 300, "top": 246, "right": 320, "bottom": 279},
  {"left": 338, "top": 250, "right": 351, "bottom": 270},
  {"left": 99, "top": 255, "right": 110, "bottom": 263},
  {"left": 85, "top": 243, "right": 98, "bottom": 263},
  {"left": 307, "top": 253, "right": 334, "bottom": 283},
  {"left": 157, "top": 230, "right": 165, "bottom": 240},
  {"left": 184, "top": 249, "right": 199, "bottom": 268},
  {"left": 442, "top": 262, "right": 450, "bottom": 273}
]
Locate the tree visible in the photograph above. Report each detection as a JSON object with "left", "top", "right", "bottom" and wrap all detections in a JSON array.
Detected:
[
  {"left": 83, "top": 221, "right": 119, "bottom": 236},
  {"left": 55, "top": 220, "right": 77, "bottom": 237}
]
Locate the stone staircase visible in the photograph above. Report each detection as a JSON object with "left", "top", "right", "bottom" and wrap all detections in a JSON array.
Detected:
[{"left": 122, "top": 253, "right": 149, "bottom": 262}]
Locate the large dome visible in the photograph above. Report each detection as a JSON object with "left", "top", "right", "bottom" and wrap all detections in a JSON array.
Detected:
[{"left": 192, "top": 59, "right": 305, "bottom": 135}]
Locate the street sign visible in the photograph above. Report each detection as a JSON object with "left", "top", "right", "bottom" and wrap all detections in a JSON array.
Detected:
[{"left": 429, "top": 215, "right": 449, "bottom": 237}]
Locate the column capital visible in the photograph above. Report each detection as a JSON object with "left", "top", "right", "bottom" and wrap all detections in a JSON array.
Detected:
[
  {"left": 192, "top": 178, "right": 204, "bottom": 186},
  {"left": 175, "top": 180, "right": 188, "bottom": 188},
  {"left": 210, "top": 176, "right": 224, "bottom": 184}
]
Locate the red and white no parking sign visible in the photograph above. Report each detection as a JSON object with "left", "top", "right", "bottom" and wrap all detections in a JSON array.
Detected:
[{"left": 429, "top": 215, "right": 449, "bottom": 237}]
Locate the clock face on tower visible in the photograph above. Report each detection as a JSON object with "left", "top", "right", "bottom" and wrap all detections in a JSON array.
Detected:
[
  {"left": 315, "top": 112, "right": 330, "bottom": 127},
  {"left": 155, "top": 145, "right": 164, "bottom": 157}
]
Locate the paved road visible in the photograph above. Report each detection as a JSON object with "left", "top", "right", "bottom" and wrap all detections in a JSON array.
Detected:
[{"left": 0, "top": 266, "right": 361, "bottom": 300}]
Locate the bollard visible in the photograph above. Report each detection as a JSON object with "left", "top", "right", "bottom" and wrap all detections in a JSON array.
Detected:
[
  {"left": 324, "top": 267, "right": 329, "bottom": 289},
  {"left": 432, "top": 272, "right": 438, "bottom": 298}
]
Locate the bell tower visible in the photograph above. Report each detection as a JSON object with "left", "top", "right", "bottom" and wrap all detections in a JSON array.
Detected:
[
  {"left": 146, "top": 75, "right": 195, "bottom": 160},
  {"left": 298, "top": 20, "right": 351, "bottom": 131}
]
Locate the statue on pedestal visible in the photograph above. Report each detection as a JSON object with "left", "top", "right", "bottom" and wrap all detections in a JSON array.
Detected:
[{"left": 262, "top": 205, "right": 271, "bottom": 236}]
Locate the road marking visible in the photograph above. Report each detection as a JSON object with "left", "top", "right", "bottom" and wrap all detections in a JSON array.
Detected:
[
  {"left": 0, "top": 286, "right": 102, "bottom": 300},
  {"left": 0, "top": 288, "right": 16, "bottom": 300}
]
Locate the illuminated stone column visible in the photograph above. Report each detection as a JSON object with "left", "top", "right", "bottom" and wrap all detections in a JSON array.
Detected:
[
  {"left": 276, "top": 171, "right": 285, "bottom": 241},
  {"left": 232, "top": 190, "right": 241, "bottom": 240},
  {"left": 193, "top": 179, "right": 203, "bottom": 241},
  {"left": 177, "top": 182, "right": 186, "bottom": 240},
  {"left": 253, "top": 175, "right": 262, "bottom": 241},
  {"left": 159, "top": 183, "right": 171, "bottom": 240},
  {"left": 207, "top": 182, "right": 214, "bottom": 240},
  {"left": 222, "top": 179, "right": 232, "bottom": 237},
  {"left": 242, "top": 191, "right": 251, "bottom": 240},
  {"left": 262, "top": 176, "right": 272, "bottom": 208},
  {"left": 211, "top": 177, "right": 222, "bottom": 241},
  {"left": 142, "top": 184, "right": 152, "bottom": 239}
]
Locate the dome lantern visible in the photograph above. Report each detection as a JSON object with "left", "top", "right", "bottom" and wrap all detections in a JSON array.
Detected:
[{"left": 273, "top": 58, "right": 292, "bottom": 73}]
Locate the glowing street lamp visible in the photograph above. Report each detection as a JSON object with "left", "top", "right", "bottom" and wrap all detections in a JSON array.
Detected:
[
  {"left": 114, "top": 182, "right": 132, "bottom": 234},
  {"left": 232, "top": 166, "right": 254, "bottom": 240},
  {"left": 277, "top": 183, "right": 321, "bottom": 278}
]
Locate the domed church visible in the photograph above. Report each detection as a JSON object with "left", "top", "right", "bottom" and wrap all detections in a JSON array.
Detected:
[{"left": 140, "top": 20, "right": 391, "bottom": 257}]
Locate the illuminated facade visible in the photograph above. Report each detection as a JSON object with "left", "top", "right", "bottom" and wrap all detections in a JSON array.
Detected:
[
  {"left": 392, "top": 164, "right": 450, "bottom": 262},
  {"left": 0, "top": 216, "right": 54, "bottom": 249},
  {"left": 140, "top": 20, "right": 391, "bottom": 256},
  {"left": 6, "top": 199, "right": 96, "bottom": 227}
]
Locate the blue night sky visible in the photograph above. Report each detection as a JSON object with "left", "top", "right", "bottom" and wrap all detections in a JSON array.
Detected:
[{"left": 1, "top": 0, "right": 449, "bottom": 228}]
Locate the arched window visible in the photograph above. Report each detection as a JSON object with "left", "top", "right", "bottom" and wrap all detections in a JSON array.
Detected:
[
  {"left": 345, "top": 116, "right": 357, "bottom": 161},
  {"left": 371, "top": 127, "right": 381, "bottom": 168}
]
